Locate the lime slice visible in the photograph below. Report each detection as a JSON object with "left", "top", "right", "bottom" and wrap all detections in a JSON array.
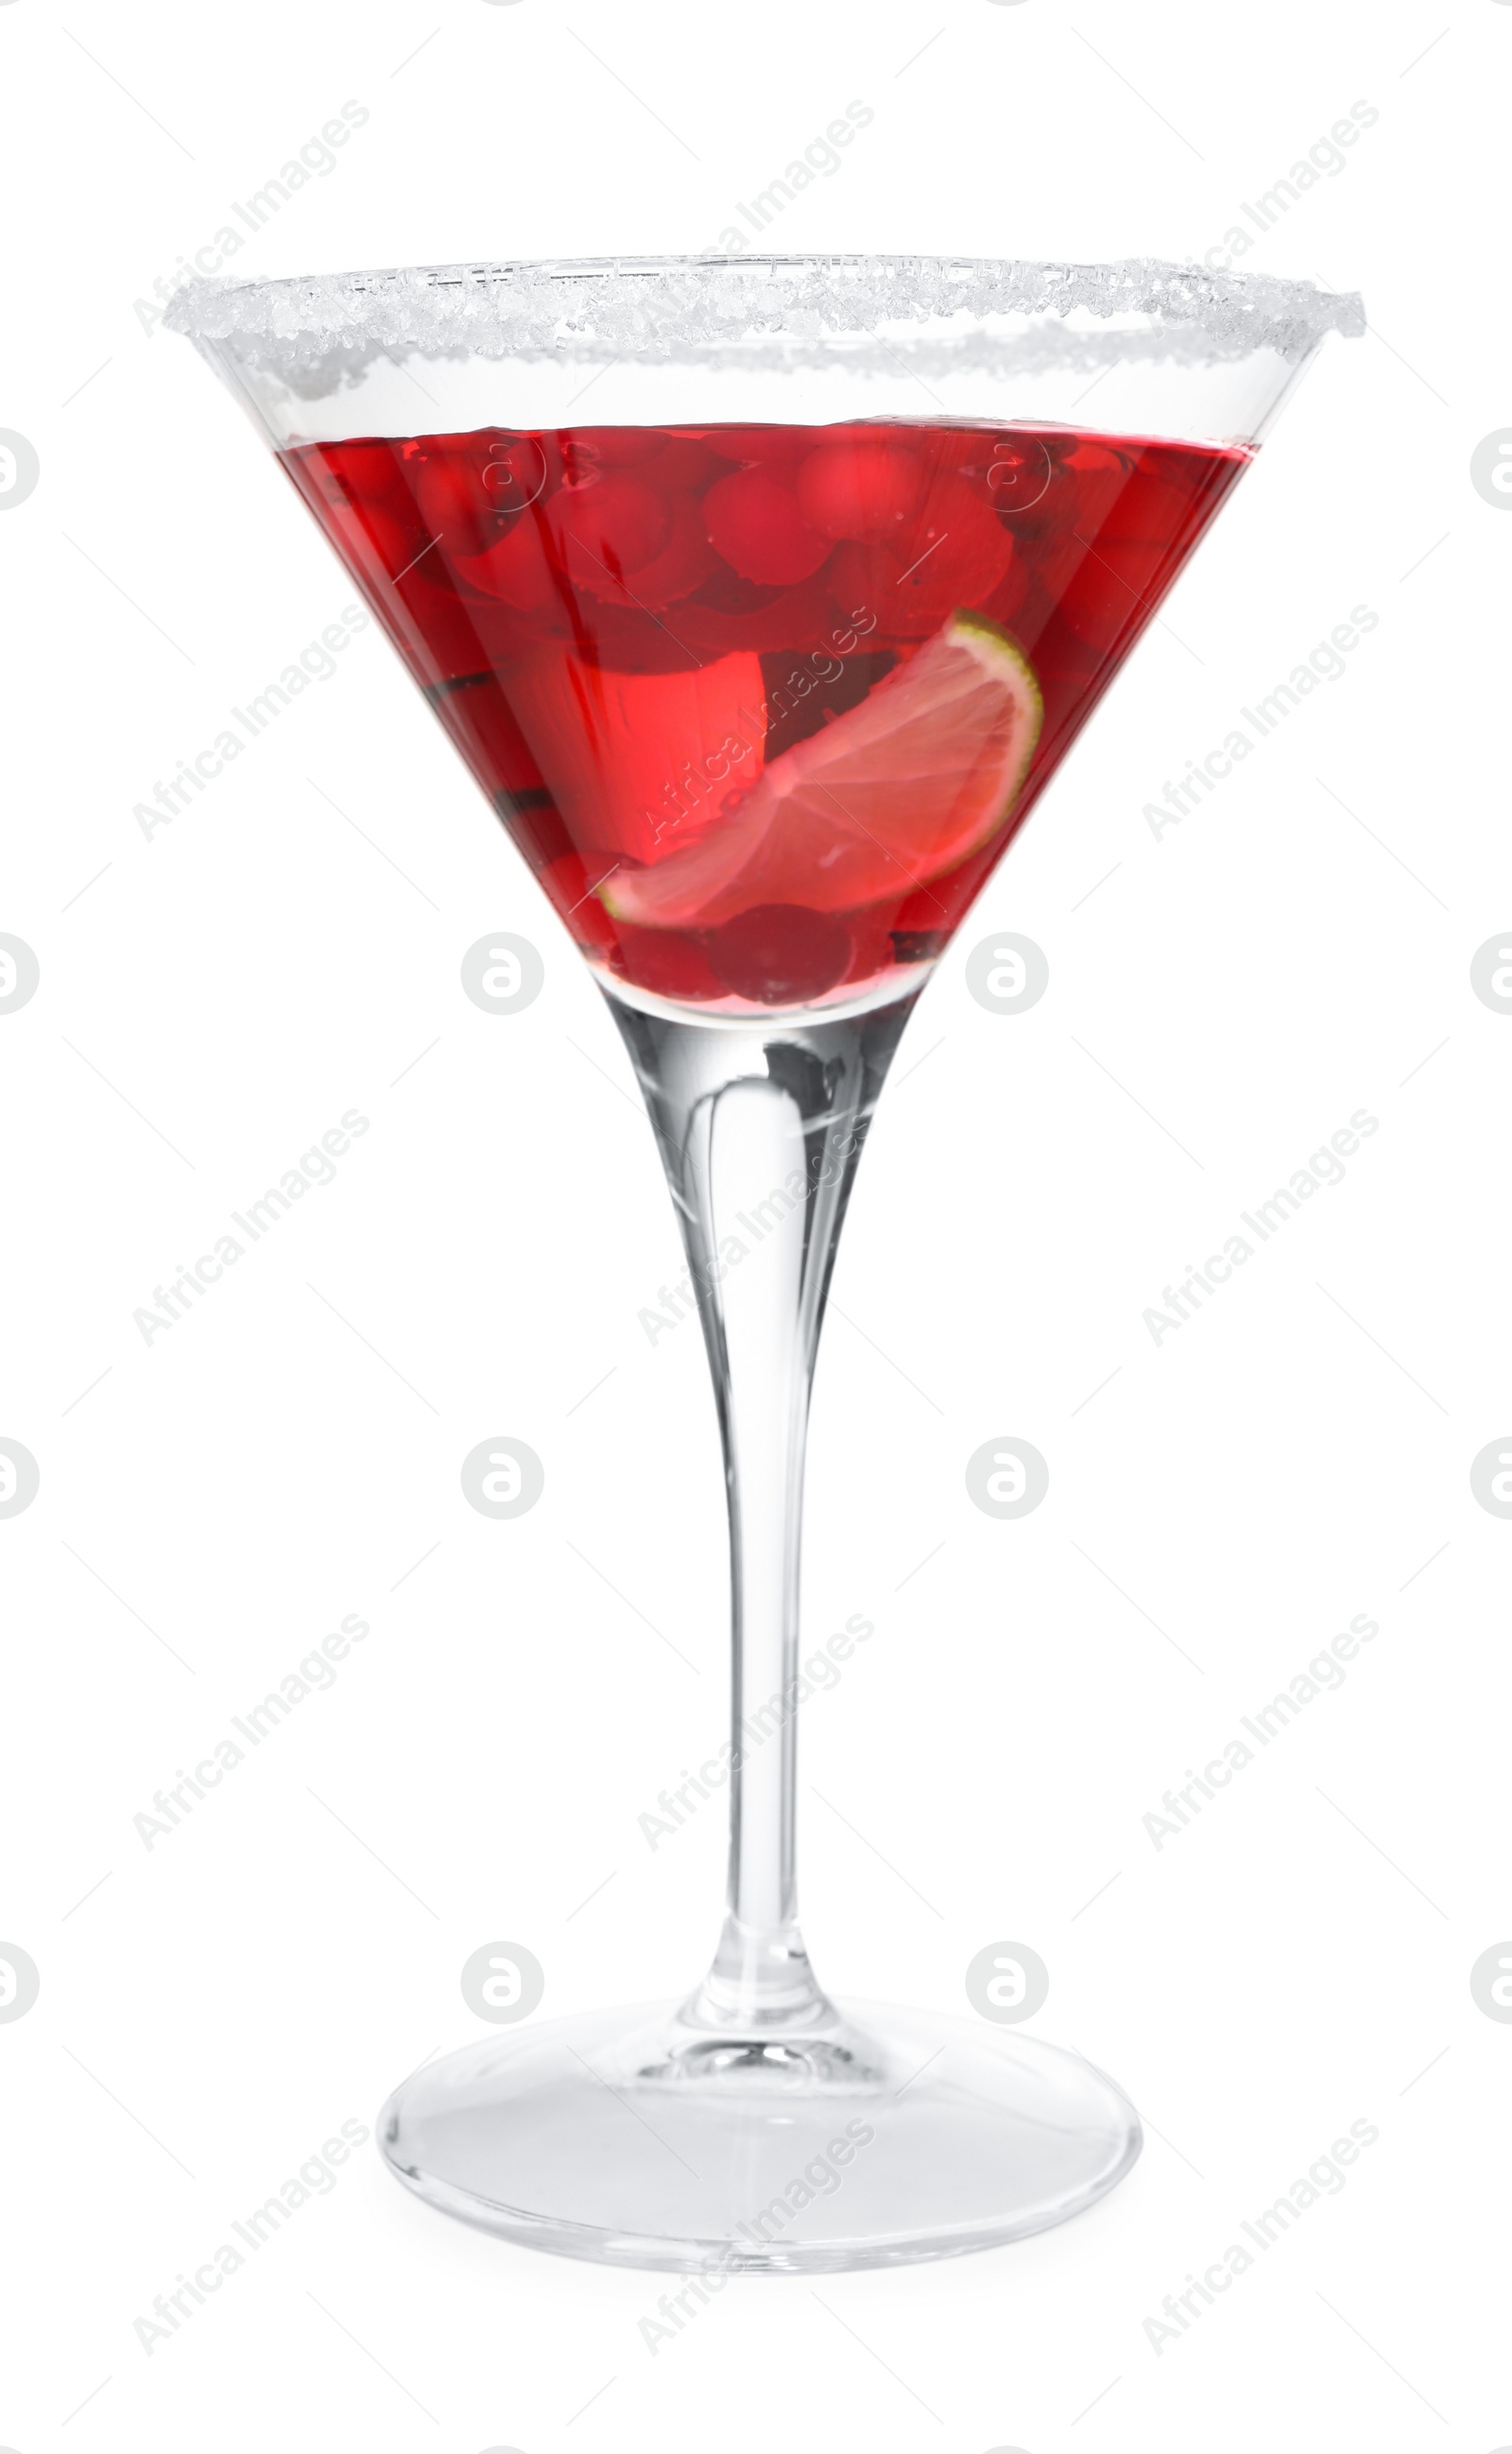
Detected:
[{"left": 601, "top": 611, "right": 1042, "bottom": 929}]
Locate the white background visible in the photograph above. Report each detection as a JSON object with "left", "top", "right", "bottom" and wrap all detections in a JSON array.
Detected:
[{"left": 1, "top": 1, "right": 1507, "bottom": 2445}]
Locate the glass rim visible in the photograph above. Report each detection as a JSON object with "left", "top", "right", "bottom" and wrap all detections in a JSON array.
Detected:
[{"left": 163, "top": 252, "right": 1366, "bottom": 365}]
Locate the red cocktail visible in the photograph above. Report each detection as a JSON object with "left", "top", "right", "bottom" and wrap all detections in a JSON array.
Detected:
[{"left": 283, "top": 420, "right": 1246, "bottom": 1010}]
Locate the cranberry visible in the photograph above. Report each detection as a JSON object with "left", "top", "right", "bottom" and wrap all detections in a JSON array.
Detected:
[
  {"left": 703, "top": 468, "right": 832, "bottom": 585},
  {"left": 549, "top": 475, "right": 672, "bottom": 584},
  {"left": 827, "top": 478, "right": 1016, "bottom": 639},
  {"left": 612, "top": 922, "right": 722, "bottom": 1003},
  {"left": 795, "top": 441, "right": 925, "bottom": 541},
  {"left": 575, "top": 490, "right": 714, "bottom": 610},
  {"left": 456, "top": 516, "right": 561, "bottom": 611},
  {"left": 707, "top": 904, "right": 853, "bottom": 1004}
]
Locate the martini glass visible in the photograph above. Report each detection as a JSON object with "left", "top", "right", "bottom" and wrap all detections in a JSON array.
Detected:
[{"left": 168, "top": 257, "right": 1361, "bottom": 2274}]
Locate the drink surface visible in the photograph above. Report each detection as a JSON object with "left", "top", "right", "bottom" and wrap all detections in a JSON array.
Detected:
[{"left": 283, "top": 421, "right": 1249, "bottom": 1012}]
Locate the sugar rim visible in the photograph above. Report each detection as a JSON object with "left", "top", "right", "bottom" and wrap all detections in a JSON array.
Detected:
[{"left": 163, "top": 253, "right": 1365, "bottom": 368}]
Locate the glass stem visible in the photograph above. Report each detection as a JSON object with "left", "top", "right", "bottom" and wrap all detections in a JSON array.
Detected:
[{"left": 609, "top": 983, "right": 921, "bottom": 2032}]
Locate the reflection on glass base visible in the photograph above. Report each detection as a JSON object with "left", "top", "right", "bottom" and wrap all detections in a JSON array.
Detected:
[{"left": 378, "top": 1999, "right": 1142, "bottom": 2273}]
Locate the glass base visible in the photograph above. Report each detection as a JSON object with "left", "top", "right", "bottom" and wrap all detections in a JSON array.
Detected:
[{"left": 378, "top": 1999, "right": 1142, "bottom": 2273}]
